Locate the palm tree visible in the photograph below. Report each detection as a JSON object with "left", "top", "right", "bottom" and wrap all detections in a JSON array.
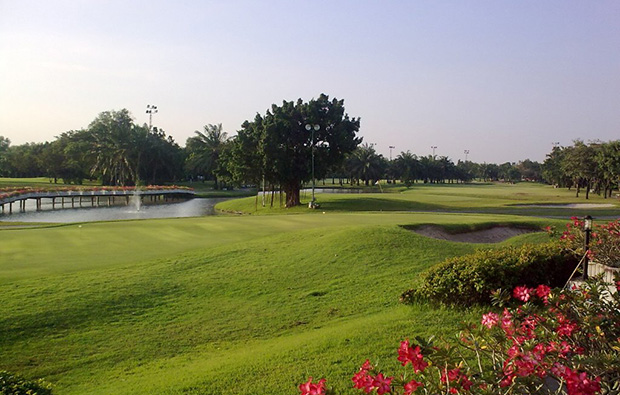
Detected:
[
  {"left": 88, "top": 109, "right": 137, "bottom": 186},
  {"left": 185, "top": 123, "right": 229, "bottom": 189},
  {"left": 393, "top": 151, "right": 419, "bottom": 186},
  {"left": 346, "top": 144, "right": 386, "bottom": 186}
]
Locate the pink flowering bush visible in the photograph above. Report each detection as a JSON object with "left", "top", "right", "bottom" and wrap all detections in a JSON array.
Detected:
[
  {"left": 301, "top": 275, "right": 620, "bottom": 395},
  {"left": 550, "top": 218, "right": 620, "bottom": 268}
]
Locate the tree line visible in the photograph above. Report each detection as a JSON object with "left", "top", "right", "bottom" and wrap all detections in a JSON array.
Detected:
[
  {"left": 1, "top": 97, "right": 618, "bottom": 205},
  {"left": 542, "top": 140, "right": 620, "bottom": 199},
  {"left": 0, "top": 109, "right": 184, "bottom": 186}
]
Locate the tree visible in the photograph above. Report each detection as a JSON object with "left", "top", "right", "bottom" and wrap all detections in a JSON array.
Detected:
[
  {"left": 393, "top": 151, "right": 420, "bottom": 187},
  {"left": 455, "top": 160, "right": 477, "bottom": 183},
  {"left": 87, "top": 109, "right": 138, "bottom": 186},
  {"left": 0, "top": 136, "right": 10, "bottom": 177},
  {"left": 542, "top": 146, "right": 570, "bottom": 187},
  {"left": 138, "top": 127, "right": 184, "bottom": 184},
  {"left": 479, "top": 163, "right": 500, "bottom": 181},
  {"left": 58, "top": 130, "right": 93, "bottom": 184},
  {"left": 40, "top": 140, "right": 66, "bottom": 183},
  {"left": 499, "top": 162, "right": 521, "bottom": 183},
  {"left": 345, "top": 144, "right": 386, "bottom": 186},
  {"left": 5, "top": 142, "right": 46, "bottom": 177},
  {"left": 185, "top": 123, "right": 229, "bottom": 189},
  {"left": 561, "top": 140, "right": 598, "bottom": 199},
  {"left": 595, "top": 141, "right": 620, "bottom": 198},
  {"left": 229, "top": 94, "right": 361, "bottom": 207},
  {"left": 517, "top": 159, "right": 542, "bottom": 182}
]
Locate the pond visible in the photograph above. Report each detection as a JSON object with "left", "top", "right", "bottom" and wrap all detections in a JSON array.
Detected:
[{"left": 0, "top": 197, "right": 229, "bottom": 223}]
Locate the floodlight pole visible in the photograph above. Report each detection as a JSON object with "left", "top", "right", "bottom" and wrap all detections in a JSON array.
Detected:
[
  {"left": 146, "top": 104, "right": 158, "bottom": 131},
  {"left": 305, "top": 124, "right": 320, "bottom": 208}
]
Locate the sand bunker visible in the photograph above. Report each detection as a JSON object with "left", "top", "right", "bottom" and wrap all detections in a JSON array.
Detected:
[{"left": 412, "top": 225, "right": 539, "bottom": 243}]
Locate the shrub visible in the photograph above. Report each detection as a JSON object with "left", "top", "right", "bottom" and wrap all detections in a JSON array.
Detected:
[
  {"left": 0, "top": 370, "right": 52, "bottom": 395},
  {"left": 401, "top": 243, "right": 577, "bottom": 306}
]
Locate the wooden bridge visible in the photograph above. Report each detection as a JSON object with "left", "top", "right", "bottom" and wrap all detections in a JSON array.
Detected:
[{"left": 0, "top": 188, "right": 195, "bottom": 215}]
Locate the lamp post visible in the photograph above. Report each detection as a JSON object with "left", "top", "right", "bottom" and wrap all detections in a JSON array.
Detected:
[
  {"left": 583, "top": 215, "right": 593, "bottom": 280},
  {"left": 389, "top": 145, "right": 395, "bottom": 161},
  {"left": 464, "top": 149, "right": 470, "bottom": 162},
  {"left": 146, "top": 104, "right": 158, "bottom": 131},
  {"left": 431, "top": 146, "right": 437, "bottom": 157},
  {"left": 305, "top": 124, "right": 320, "bottom": 208}
]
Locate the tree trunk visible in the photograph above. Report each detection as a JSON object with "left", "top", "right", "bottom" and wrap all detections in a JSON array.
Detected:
[
  {"left": 284, "top": 182, "right": 301, "bottom": 207},
  {"left": 270, "top": 186, "right": 275, "bottom": 208},
  {"left": 575, "top": 183, "right": 580, "bottom": 198}
]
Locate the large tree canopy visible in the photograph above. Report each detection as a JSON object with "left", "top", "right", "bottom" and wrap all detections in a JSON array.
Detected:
[
  {"left": 87, "top": 109, "right": 183, "bottom": 186},
  {"left": 230, "top": 94, "right": 361, "bottom": 207}
]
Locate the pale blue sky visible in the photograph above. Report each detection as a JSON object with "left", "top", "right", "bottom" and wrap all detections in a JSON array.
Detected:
[{"left": 1, "top": 0, "right": 618, "bottom": 163}]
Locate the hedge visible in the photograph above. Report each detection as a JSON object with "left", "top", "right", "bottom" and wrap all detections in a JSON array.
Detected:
[{"left": 401, "top": 242, "right": 577, "bottom": 306}]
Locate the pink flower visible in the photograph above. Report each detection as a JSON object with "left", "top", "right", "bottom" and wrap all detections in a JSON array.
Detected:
[
  {"left": 299, "top": 377, "right": 326, "bottom": 395},
  {"left": 481, "top": 312, "right": 499, "bottom": 329},
  {"left": 513, "top": 286, "right": 533, "bottom": 302},
  {"left": 557, "top": 321, "right": 578, "bottom": 337},
  {"left": 397, "top": 340, "right": 428, "bottom": 373},
  {"left": 352, "top": 360, "right": 374, "bottom": 391},
  {"left": 551, "top": 362, "right": 567, "bottom": 377},
  {"left": 536, "top": 285, "right": 551, "bottom": 303},
  {"left": 441, "top": 368, "right": 472, "bottom": 391},
  {"left": 403, "top": 379, "right": 423, "bottom": 394},
  {"left": 501, "top": 308, "right": 515, "bottom": 335},
  {"left": 372, "top": 373, "right": 393, "bottom": 395},
  {"left": 562, "top": 367, "right": 601, "bottom": 395}
]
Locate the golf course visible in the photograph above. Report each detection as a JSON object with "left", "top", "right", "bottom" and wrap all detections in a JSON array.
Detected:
[{"left": 1, "top": 181, "right": 618, "bottom": 394}]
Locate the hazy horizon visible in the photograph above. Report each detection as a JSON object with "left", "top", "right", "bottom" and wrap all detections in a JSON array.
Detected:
[{"left": 1, "top": 1, "right": 619, "bottom": 163}]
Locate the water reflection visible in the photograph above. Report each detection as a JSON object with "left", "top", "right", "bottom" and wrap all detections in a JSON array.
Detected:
[{"left": 0, "top": 198, "right": 229, "bottom": 223}]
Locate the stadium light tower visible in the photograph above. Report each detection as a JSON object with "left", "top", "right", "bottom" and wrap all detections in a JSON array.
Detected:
[{"left": 146, "top": 104, "right": 158, "bottom": 131}]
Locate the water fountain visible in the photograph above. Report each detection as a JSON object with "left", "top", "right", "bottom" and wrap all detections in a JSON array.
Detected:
[{"left": 130, "top": 189, "right": 142, "bottom": 211}]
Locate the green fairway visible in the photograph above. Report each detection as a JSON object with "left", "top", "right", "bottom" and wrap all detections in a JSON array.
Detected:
[
  {"left": 218, "top": 182, "right": 620, "bottom": 217},
  {"left": 1, "top": 181, "right": 616, "bottom": 394},
  {"left": 1, "top": 211, "right": 552, "bottom": 394}
]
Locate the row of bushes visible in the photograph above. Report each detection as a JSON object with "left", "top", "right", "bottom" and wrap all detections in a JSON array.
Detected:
[{"left": 401, "top": 242, "right": 578, "bottom": 306}]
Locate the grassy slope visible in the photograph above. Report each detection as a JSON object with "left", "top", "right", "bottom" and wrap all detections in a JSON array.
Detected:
[{"left": 1, "top": 213, "right": 551, "bottom": 394}]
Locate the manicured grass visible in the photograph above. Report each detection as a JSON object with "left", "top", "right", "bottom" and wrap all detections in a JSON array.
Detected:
[
  {"left": 2, "top": 180, "right": 606, "bottom": 394},
  {"left": 217, "top": 182, "right": 620, "bottom": 217},
  {"left": 1, "top": 212, "right": 552, "bottom": 394},
  {"left": 0, "top": 178, "right": 100, "bottom": 188}
]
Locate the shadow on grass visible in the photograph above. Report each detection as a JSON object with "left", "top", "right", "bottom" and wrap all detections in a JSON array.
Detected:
[{"left": 320, "top": 197, "right": 445, "bottom": 212}]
